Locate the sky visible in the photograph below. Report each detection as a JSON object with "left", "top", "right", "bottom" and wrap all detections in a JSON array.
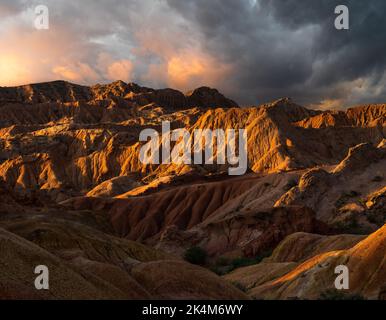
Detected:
[{"left": 0, "top": 0, "right": 386, "bottom": 108}]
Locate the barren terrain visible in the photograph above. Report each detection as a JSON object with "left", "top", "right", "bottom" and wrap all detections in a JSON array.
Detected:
[{"left": 0, "top": 80, "right": 384, "bottom": 299}]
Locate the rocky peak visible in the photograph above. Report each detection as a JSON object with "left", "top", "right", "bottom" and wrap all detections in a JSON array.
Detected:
[
  {"left": 186, "top": 86, "right": 238, "bottom": 108},
  {"left": 264, "top": 97, "right": 321, "bottom": 123}
]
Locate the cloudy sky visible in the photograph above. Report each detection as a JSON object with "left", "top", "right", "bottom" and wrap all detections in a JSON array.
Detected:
[{"left": 0, "top": 0, "right": 385, "bottom": 108}]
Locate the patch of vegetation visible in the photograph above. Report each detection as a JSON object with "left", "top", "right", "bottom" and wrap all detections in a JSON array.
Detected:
[
  {"left": 283, "top": 179, "right": 298, "bottom": 191},
  {"left": 319, "top": 289, "right": 366, "bottom": 300},
  {"left": 233, "top": 251, "right": 271, "bottom": 271},
  {"left": 230, "top": 257, "right": 260, "bottom": 269},
  {"left": 215, "top": 257, "right": 230, "bottom": 266},
  {"left": 210, "top": 251, "right": 273, "bottom": 275},
  {"left": 184, "top": 246, "right": 207, "bottom": 265}
]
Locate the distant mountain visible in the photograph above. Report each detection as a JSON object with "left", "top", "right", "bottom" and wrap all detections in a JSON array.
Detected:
[{"left": 0, "top": 80, "right": 238, "bottom": 109}]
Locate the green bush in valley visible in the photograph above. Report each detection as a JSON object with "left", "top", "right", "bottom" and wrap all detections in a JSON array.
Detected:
[
  {"left": 230, "top": 250, "right": 272, "bottom": 270},
  {"left": 184, "top": 246, "right": 207, "bottom": 265}
]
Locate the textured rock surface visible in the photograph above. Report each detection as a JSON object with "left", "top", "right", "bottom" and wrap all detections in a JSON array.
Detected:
[{"left": 0, "top": 81, "right": 385, "bottom": 299}]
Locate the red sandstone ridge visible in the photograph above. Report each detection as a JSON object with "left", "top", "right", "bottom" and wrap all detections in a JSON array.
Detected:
[{"left": 0, "top": 80, "right": 385, "bottom": 300}]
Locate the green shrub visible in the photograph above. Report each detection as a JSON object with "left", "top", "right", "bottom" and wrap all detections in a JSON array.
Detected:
[
  {"left": 230, "top": 250, "right": 272, "bottom": 271},
  {"left": 211, "top": 251, "right": 273, "bottom": 275},
  {"left": 184, "top": 246, "right": 207, "bottom": 265},
  {"left": 231, "top": 257, "right": 257, "bottom": 269}
]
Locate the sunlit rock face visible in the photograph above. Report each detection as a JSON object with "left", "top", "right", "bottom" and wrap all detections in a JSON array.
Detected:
[{"left": 0, "top": 80, "right": 385, "bottom": 300}]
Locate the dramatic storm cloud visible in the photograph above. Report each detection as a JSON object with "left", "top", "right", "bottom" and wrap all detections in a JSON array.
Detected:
[{"left": 1, "top": 0, "right": 385, "bottom": 108}]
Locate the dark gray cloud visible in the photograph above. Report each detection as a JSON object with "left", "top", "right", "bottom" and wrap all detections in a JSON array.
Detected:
[
  {"left": 1, "top": 0, "right": 386, "bottom": 108},
  {"left": 167, "top": 0, "right": 386, "bottom": 107}
]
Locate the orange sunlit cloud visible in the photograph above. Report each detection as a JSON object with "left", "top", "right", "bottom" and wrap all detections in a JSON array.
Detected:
[
  {"left": 0, "top": 0, "right": 235, "bottom": 95},
  {"left": 309, "top": 99, "right": 345, "bottom": 111},
  {"left": 167, "top": 51, "right": 233, "bottom": 91},
  {"left": 0, "top": 21, "right": 96, "bottom": 86},
  {"left": 0, "top": 2, "right": 233, "bottom": 95},
  {"left": 141, "top": 48, "right": 234, "bottom": 93},
  {"left": 0, "top": 54, "right": 34, "bottom": 86},
  {"left": 0, "top": 19, "right": 136, "bottom": 86},
  {"left": 52, "top": 63, "right": 100, "bottom": 83}
]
